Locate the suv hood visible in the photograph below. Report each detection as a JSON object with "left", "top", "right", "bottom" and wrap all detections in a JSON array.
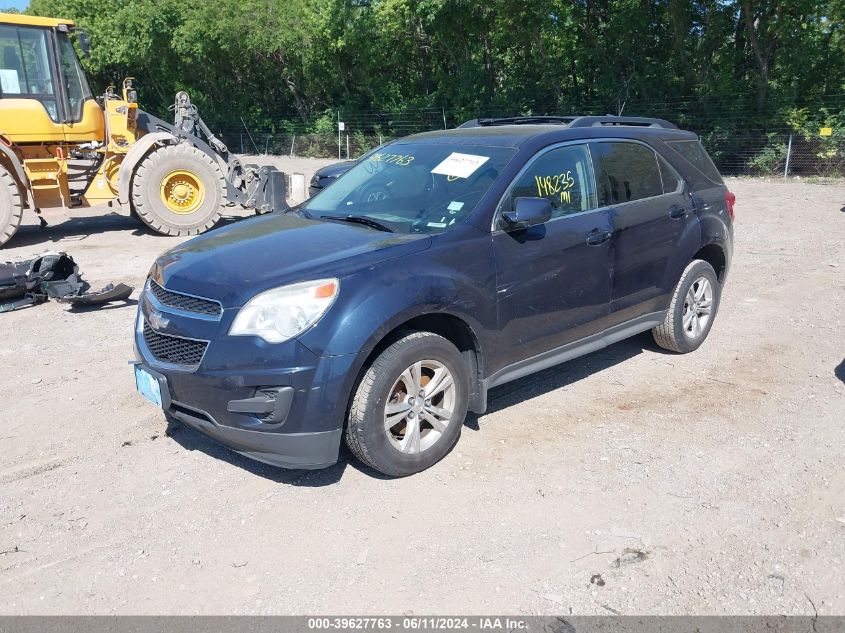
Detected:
[{"left": 151, "top": 213, "right": 431, "bottom": 308}]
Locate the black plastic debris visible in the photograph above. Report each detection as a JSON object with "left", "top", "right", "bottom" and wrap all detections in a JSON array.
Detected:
[{"left": 0, "top": 252, "right": 133, "bottom": 313}]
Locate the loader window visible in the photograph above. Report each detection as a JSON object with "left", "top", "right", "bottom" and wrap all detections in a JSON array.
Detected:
[
  {"left": 0, "top": 25, "right": 59, "bottom": 122},
  {"left": 57, "top": 32, "right": 92, "bottom": 122}
]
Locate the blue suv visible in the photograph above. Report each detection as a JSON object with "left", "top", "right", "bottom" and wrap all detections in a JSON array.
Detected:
[{"left": 133, "top": 116, "right": 734, "bottom": 477}]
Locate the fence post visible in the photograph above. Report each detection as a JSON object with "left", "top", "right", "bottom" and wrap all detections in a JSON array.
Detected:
[
  {"left": 784, "top": 134, "right": 793, "bottom": 179},
  {"left": 290, "top": 135, "right": 296, "bottom": 157},
  {"left": 346, "top": 134, "right": 350, "bottom": 159},
  {"left": 239, "top": 133, "right": 244, "bottom": 154}
]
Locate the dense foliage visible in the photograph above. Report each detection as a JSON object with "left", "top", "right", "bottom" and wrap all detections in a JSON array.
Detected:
[{"left": 18, "top": 0, "right": 845, "bottom": 171}]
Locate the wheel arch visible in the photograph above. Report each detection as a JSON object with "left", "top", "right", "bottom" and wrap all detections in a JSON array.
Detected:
[
  {"left": 0, "top": 144, "right": 31, "bottom": 207},
  {"left": 344, "top": 312, "right": 487, "bottom": 421},
  {"left": 117, "top": 132, "right": 176, "bottom": 205},
  {"left": 692, "top": 242, "right": 727, "bottom": 283}
]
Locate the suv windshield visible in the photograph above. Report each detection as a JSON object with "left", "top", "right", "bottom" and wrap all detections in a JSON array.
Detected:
[{"left": 303, "top": 143, "right": 516, "bottom": 234}]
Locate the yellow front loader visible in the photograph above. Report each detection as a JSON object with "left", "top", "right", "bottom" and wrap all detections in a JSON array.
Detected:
[{"left": 0, "top": 13, "right": 285, "bottom": 247}]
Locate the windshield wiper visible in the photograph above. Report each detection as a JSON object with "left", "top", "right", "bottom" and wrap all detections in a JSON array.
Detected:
[{"left": 320, "top": 215, "right": 394, "bottom": 233}]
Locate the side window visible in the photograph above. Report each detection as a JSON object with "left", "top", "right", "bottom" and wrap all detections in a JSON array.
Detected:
[
  {"left": 508, "top": 144, "right": 597, "bottom": 218},
  {"left": 657, "top": 153, "right": 681, "bottom": 193},
  {"left": 57, "top": 33, "right": 92, "bottom": 122},
  {"left": 0, "top": 25, "right": 59, "bottom": 122},
  {"left": 596, "top": 142, "right": 663, "bottom": 205}
]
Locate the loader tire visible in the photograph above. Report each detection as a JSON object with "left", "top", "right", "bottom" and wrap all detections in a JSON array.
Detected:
[
  {"left": 0, "top": 164, "right": 24, "bottom": 248},
  {"left": 131, "top": 144, "right": 226, "bottom": 236}
]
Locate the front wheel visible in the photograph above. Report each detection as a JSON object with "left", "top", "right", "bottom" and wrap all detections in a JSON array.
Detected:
[
  {"left": 131, "top": 144, "right": 226, "bottom": 236},
  {"left": 345, "top": 332, "right": 469, "bottom": 477},
  {"left": 652, "top": 259, "right": 721, "bottom": 353}
]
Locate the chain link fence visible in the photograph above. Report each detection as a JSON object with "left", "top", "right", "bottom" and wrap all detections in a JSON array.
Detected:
[{"left": 216, "top": 97, "right": 845, "bottom": 177}]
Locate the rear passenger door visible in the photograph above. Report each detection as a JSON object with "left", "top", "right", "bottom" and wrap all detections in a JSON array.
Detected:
[{"left": 593, "top": 141, "right": 690, "bottom": 324}]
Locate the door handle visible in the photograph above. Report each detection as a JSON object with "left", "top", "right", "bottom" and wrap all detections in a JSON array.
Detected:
[
  {"left": 669, "top": 205, "right": 687, "bottom": 219},
  {"left": 585, "top": 228, "right": 612, "bottom": 246}
]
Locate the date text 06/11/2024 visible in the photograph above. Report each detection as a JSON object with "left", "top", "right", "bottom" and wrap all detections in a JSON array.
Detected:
[{"left": 306, "top": 617, "right": 529, "bottom": 630}]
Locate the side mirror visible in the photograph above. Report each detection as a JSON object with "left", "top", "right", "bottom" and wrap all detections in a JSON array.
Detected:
[
  {"left": 77, "top": 30, "right": 91, "bottom": 58},
  {"left": 501, "top": 197, "right": 552, "bottom": 230}
]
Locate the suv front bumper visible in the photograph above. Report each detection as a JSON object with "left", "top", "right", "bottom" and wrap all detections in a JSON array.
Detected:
[{"left": 133, "top": 309, "right": 353, "bottom": 470}]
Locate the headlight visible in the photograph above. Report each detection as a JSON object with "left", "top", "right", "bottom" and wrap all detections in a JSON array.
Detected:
[{"left": 229, "top": 278, "right": 339, "bottom": 343}]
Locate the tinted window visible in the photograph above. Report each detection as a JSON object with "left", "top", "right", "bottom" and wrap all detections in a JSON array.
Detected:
[
  {"left": 658, "top": 153, "right": 681, "bottom": 192},
  {"left": 667, "top": 140, "right": 723, "bottom": 184},
  {"left": 596, "top": 142, "right": 663, "bottom": 205},
  {"left": 508, "top": 144, "right": 597, "bottom": 218},
  {"left": 0, "top": 25, "right": 59, "bottom": 121},
  {"left": 304, "top": 143, "right": 516, "bottom": 234}
]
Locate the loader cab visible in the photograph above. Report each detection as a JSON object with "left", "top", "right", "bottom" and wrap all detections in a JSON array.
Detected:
[{"left": 0, "top": 13, "right": 102, "bottom": 144}]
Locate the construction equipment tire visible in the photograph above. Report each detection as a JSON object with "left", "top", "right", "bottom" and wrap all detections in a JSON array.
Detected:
[
  {"left": 0, "top": 164, "right": 23, "bottom": 247},
  {"left": 131, "top": 144, "right": 225, "bottom": 236}
]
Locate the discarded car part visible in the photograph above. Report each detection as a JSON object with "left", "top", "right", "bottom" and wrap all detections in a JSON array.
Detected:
[
  {"left": 57, "top": 282, "right": 133, "bottom": 306},
  {"left": 0, "top": 252, "right": 133, "bottom": 312}
]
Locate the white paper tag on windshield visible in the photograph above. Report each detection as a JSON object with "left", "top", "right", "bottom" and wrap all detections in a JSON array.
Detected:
[{"left": 431, "top": 153, "right": 489, "bottom": 179}]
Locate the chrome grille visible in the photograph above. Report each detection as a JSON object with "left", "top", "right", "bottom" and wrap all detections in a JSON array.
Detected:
[
  {"left": 148, "top": 279, "right": 221, "bottom": 316},
  {"left": 142, "top": 323, "right": 208, "bottom": 366}
]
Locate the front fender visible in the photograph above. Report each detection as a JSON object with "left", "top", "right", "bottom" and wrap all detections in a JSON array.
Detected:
[
  {"left": 0, "top": 144, "right": 31, "bottom": 207},
  {"left": 304, "top": 264, "right": 496, "bottom": 360},
  {"left": 116, "top": 132, "right": 175, "bottom": 205}
]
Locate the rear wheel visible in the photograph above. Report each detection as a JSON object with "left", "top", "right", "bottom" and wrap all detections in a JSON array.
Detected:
[
  {"left": 0, "top": 164, "right": 23, "bottom": 247},
  {"left": 131, "top": 144, "right": 225, "bottom": 236},
  {"left": 345, "top": 332, "right": 469, "bottom": 477},
  {"left": 652, "top": 259, "right": 721, "bottom": 353}
]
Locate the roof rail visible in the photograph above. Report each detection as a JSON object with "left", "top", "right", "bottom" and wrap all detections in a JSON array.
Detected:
[
  {"left": 567, "top": 116, "right": 678, "bottom": 129},
  {"left": 459, "top": 116, "right": 579, "bottom": 128}
]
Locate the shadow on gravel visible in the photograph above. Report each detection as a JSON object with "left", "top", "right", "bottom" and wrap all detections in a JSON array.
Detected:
[
  {"left": 467, "top": 331, "right": 657, "bottom": 425},
  {"left": 167, "top": 420, "right": 394, "bottom": 486},
  {"left": 835, "top": 359, "right": 845, "bottom": 383},
  {"left": 167, "top": 331, "right": 659, "bottom": 485},
  {"left": 7, "top": 212, "right": 251, "bottom": 250},
  {"left": 9, "top": 214, "right": 148, "bottom": 248}
]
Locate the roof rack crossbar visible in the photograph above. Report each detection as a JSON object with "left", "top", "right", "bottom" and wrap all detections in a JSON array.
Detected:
[{"left": 567, "top": 116, "right": 678, "bottom": 129}]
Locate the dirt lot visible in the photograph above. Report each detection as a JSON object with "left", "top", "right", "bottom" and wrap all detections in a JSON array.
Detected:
[{"left": 0, "top": 165, "right": 843, "bottom": 615}]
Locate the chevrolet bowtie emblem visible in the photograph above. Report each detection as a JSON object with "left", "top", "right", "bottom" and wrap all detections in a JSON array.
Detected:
[{"left": 149, "top": 310, "right": 170, "bottom": 330}]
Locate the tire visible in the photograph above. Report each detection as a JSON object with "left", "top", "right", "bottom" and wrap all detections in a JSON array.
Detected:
[
  {"left": 0, "top": 164, "right": 23, "bottom": 247},
  {"left": 345, "top": 331, "right": 469, "bottom": 477},
  {"left": 652, "top": 259, "right": 721, "bottom": 353},
  {"left": 131, "top": 144, "right": 225, "bottom": 236}
]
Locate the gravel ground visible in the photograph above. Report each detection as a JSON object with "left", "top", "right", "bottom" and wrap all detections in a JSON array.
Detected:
[{"left": 0, "top": 166, "right": 843, "bottom": 615}]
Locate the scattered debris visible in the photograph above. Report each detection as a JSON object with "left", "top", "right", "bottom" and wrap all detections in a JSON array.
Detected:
[
  {"left": 0, "top": 252, "right": 133, "bottom": 313},
  {"left": 0, "top": 546, "right": 22, "bottom": 555},
  {"left": 612, "top": 548, "right": 649, "bottom": 568},
  {"left": 232, "top": 561, "right": 248, "bottom": 568},
  {"left": 600, "top": 603, "right": 622, "bottom": 615},
  {"left": 590, "top": 573, "right": 606, "bottom": 587},
  {"left": 121, "top": 440, "right": 133, "bottom": 447},
  {"left": 150, "top": 435, "right": 159, "bottom": 441}
]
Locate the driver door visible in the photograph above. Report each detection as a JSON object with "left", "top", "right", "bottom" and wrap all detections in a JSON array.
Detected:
[{"left": 490, "top": 143, "right": 614, "bottom": 370}]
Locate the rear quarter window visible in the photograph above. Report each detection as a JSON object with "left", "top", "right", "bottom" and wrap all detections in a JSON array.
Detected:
[{"left": 667, "top": 140, "right": 723, "bottom": 184}]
